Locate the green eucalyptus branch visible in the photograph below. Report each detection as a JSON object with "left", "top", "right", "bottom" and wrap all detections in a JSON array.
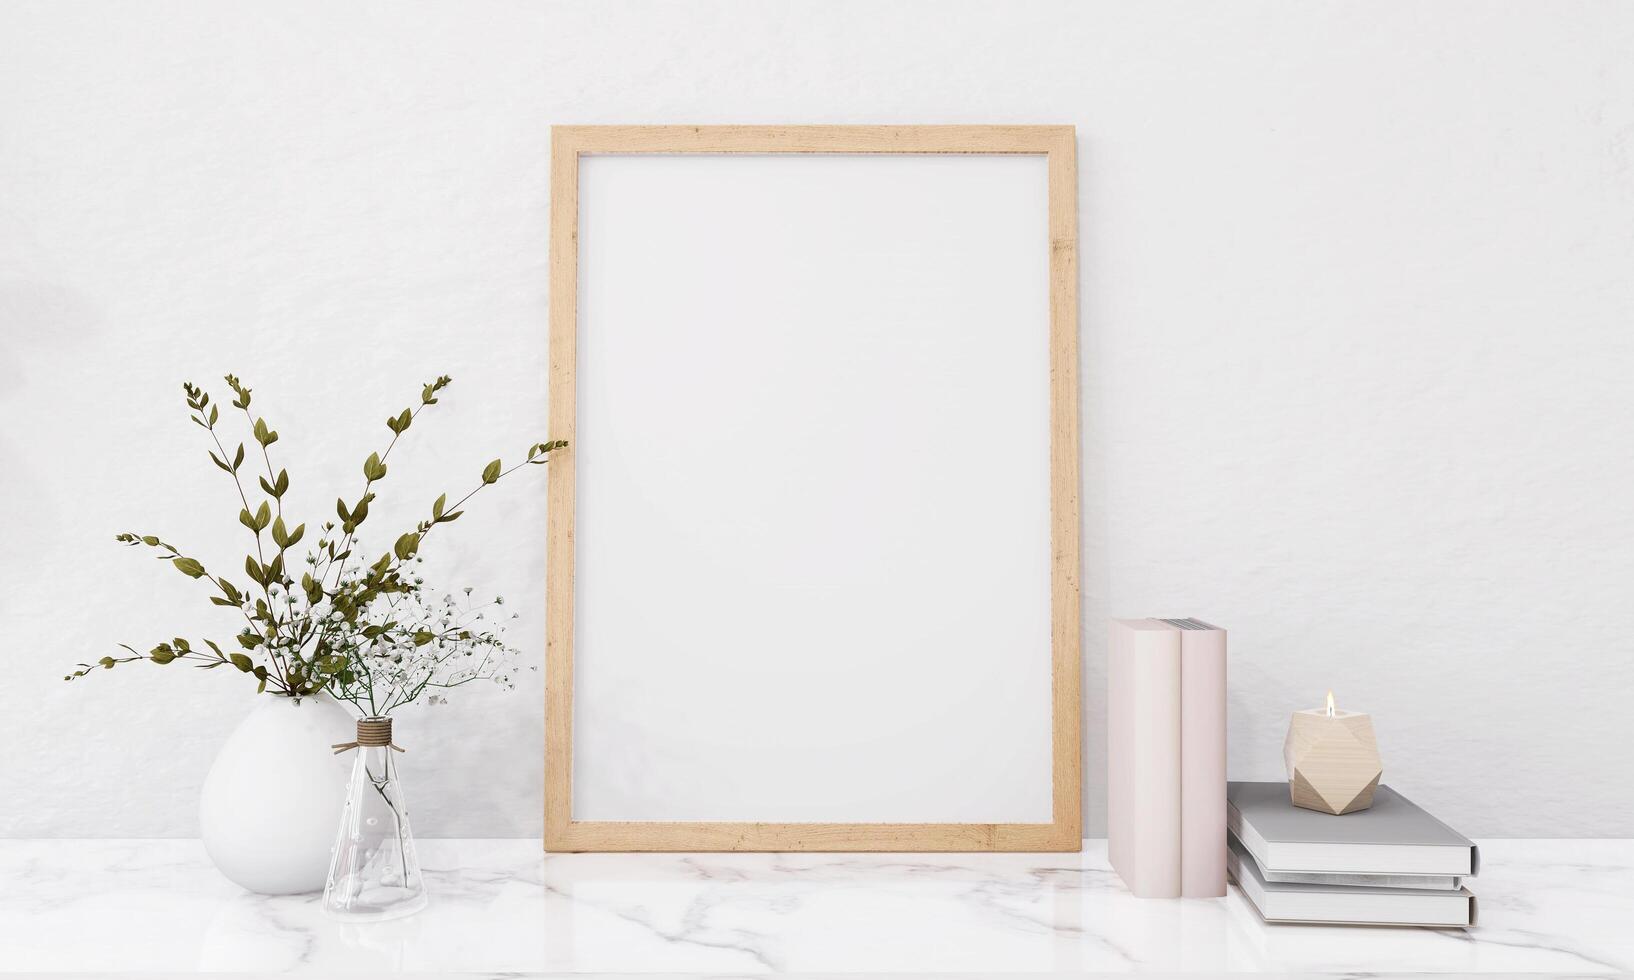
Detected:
[
  {"left": 67, "top": 638, "right": 288, "bottom": 694},
  {"left": 324, "top": 375, "right": 449, "bottom": 590},
  {"left": 187, "top": 379, "right": 296, "bottom": 681},
  {"left": 113, "top": 531, "right": 260, "bottom": 635},
  {"left": 228, "top": 374, "right": 302, "bottom": 592},
  {"left": 187, "top": 382, "right": 267, "bottom": 573}
]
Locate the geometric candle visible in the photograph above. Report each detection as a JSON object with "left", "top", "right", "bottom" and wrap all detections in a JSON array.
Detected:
[{"left": 1283, "top": 691, "right": 1382, "bottom": 815}]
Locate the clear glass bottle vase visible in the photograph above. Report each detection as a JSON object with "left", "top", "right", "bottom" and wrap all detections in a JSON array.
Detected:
[{"left": 323, "top": 716, "right": 427, "bottom": 920}]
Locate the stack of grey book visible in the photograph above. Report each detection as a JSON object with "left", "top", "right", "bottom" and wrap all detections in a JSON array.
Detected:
[{"left": 1227, "top": 781, "right": 1479, "bottom": 927}]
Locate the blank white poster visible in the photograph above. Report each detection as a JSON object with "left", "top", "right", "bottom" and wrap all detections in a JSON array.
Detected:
[{"left": 573, "top": 153, "right": 1052, "bottom": 822}]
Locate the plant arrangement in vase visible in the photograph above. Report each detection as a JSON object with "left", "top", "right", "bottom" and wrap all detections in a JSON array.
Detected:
[
  {"left": 68, "top": 374, "right": 564, "bottom": 902},
  {"left": 319, "top": 585, "right": 531, "bottom": 920}
]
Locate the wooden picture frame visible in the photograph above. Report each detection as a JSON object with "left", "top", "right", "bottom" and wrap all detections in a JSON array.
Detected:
[{"left": 546, "top": 125, "right": 1080, "bottom": 851}]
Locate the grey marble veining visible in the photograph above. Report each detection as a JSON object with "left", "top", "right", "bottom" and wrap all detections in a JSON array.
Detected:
[{"left": 0, "top": 839, "right": 1629, "bottom": 976}]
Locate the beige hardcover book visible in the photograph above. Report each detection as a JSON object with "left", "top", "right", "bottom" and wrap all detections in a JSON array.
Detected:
[
  {"left": 1163, "top": 618, "right": 1227, "bottom": 898},
  {"left": 1107, "top": 618, "right": 1181, "bottom": 898}
]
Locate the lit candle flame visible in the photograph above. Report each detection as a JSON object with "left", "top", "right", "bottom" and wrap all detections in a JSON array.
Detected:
[{"left": 1325, "top": 690, "right": 1336, "bottom": 717}]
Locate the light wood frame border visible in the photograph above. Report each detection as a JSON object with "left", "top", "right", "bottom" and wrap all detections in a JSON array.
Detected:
[{"left": 546, "top": 125, "right": 1081, "bottom": 851}]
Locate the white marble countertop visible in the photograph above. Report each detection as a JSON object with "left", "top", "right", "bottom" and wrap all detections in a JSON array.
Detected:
[{"left": 1, "top": 839, "right": 1629, "bottom": 976}]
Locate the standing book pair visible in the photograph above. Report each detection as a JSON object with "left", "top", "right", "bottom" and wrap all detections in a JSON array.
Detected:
[{"left": 1107, "top": 617, "right": 1226, "bottom": 898}]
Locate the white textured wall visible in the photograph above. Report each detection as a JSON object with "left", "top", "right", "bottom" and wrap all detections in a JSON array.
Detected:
[{"left": 2, "top": 0, "right": 1631, "bottom": 838}]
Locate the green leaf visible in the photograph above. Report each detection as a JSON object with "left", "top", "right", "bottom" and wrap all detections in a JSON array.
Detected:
[
  {"left": 254, "top": 501, "right": 271, "bottom": 531},
  {"left": 413, "top": 630, "right": 434, "bottom": 646},
  {"left": 432, "top": 493, "right": 447, "bottom": 519},
  {"left": 210, "top": 451, "right": 232, "bottom": 474},
  {"left": 229, "top": 653, "right": 253, "bottom": 672},
  {"left": 233, "top": 443, "right": 245, "bottom": 471},
  {"left": 363, "top": 452, "right": 387, "bottom": 481},
  {"left": 441, "top": 510, "right": 463, "bottom": 522},
  {"left": 141, "top": 535, "right": 160, "bottom": 546},
  {"left": 481, "top": 458, "right": 502, "bottom": 484},
  {"left": 171, "top": 557, "right": 206, "bottom": 579},
  {"left": 244, "top": 555, "right": 266, "bottom": 587},
  {"left": 150, "top": 650, "right": 176, "bottom": 665},
  {"left": 239, "top": 508, "right": 257, "bottom": 532},
  {"left": 271, "top": 517, "right": 290, "bottom": 548},
  {"left": 393, "top": 532, "right": 420, "bottom": 561},
  {"left": 286, "top": 522, "right": 304, "bottom": 548}
]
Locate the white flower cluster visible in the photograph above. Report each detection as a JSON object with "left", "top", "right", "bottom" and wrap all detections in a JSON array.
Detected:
[
  {"left": 243, "top": 529, "right": 530, "bottom": 715},
  {"left": 331, "top": 572, "right": 530, "bottom": 716}
]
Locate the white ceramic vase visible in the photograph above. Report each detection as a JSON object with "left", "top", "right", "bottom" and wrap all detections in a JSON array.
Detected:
[{"left": 200, "top": 694, "right": 354, "bottom": 895}]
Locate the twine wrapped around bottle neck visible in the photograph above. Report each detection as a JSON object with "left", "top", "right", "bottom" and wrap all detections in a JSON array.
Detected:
[{"left": 331, "top": 716, "right": 405, "bottom": 754}]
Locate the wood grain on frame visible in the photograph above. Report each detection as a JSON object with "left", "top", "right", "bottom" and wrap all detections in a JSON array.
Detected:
[{"left": 546, "top": 125, "right": 1080, "bottom": 852}]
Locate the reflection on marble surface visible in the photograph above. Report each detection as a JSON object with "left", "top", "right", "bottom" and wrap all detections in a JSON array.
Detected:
[{"left": 0, "top": 839, "right": 1629, "bottom": 975}]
